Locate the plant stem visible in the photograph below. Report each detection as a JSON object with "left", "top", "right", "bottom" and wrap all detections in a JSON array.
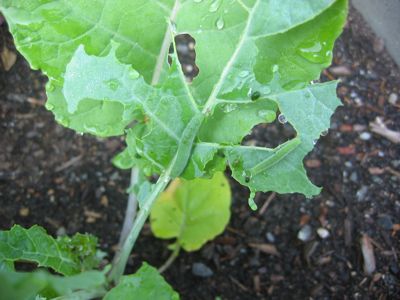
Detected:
[
  {"left": 117, "top": 168, "right": 139, "bottom": 247},
  {"left": 158, "top": 245, "right": 180, "bottom": 274},
  {"left": 108, "top": 169, "right": 172, "bottom": 283}
]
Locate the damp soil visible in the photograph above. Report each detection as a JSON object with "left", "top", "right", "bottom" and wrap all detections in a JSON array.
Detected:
[{"left": 1, "top": 7, "right": 399, "bottom": 300}]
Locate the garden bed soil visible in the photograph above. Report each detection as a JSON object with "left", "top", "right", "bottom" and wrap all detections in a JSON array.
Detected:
[{"left": 1, "top": 6, "right": 399, "bottom": 300}]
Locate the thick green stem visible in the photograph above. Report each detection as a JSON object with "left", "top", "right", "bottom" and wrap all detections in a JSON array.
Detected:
[{"left": 108, "top": 170, "right": 172, "bottom": 283}]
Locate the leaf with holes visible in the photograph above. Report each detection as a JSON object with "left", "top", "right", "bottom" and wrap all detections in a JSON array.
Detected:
[
  {"left": 0, "top": 0, "right": 347, "bottom": 206},
  {"left": 150, "top": 172, "right": 231, "bottom": 251},
  {"left": 0, "top": 225, "right": 101, "bottom": 276}
]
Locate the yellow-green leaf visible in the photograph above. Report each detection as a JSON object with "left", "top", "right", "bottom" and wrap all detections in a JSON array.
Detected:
[{"left": 150, "top": 172, "right": 231, "bottom": 251}]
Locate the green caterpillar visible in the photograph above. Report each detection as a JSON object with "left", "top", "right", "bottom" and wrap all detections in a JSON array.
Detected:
[
  {"left": 249, "top": 137, "right": 301, "bottom": 177},
  {"left": 170, "top": 113, "right": 205, "bottom": 178}
]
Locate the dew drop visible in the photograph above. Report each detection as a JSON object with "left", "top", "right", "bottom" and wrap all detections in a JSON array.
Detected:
[
  {"left": 45, "top": 103, "right": 54, "bottom": 111},
  {"left": 321, "top": 130, "right": 328, "bottom": 137},
  {"left": 278, "top": 114, "right": 287, "bottom": 124},
  {"left": 222, "top": 103, "right": 237, "bottom": 113},
  {"left": 209, "top": 0, "right": 222, "bottom": 12},
  {"left": 129, "top": 69, "right": 139, "bottom": 80},
  {"left": 215, "top": 16, "right": 224, "bottom": 30},
  {"left": 297, "top": 41, "right": 327, "bottom": 64},
  {"left": 47, "top": 82, "right": 55, "bottom": 92},
  {"left": 313, "top": 139, "right": 318, "bottom": 145},
  {"left": 251, "top": 91, "right": 261, "bottom": 101},
  {"left": 248, "top": 191, "right": 258, "bottom": 211},
  {"left": 170, "top": 21, "right": 177, "bottom": 33},
  {"left": 105, "top": 79, "right": 120, "bottom": 91},
  {"left": 264, "top": 86, "right": 272, "bottom": 95},
  {"left": 239, "top": 70, "right": 249, "bottom": 78}
]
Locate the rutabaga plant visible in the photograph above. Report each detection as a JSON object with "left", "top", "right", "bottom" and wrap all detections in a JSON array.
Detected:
[{"left": 0, "top": 0, "right": 348, "bottom": 298}]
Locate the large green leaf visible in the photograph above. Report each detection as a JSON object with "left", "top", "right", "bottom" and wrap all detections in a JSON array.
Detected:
[
  {"left": 150, "top": 172, "right": 231, "bottom": 251},
  {"left": 0, "top": 0, "right": 348, "bottom": 203},
  {"left": 0, "top": 225, "right": 101, "bottom": 276},
  {"left": 104, "top": 263, "right": 179, "bottom": 300},
  {"left": 0, "top": 268, "right": 107, "bottom": 300}
]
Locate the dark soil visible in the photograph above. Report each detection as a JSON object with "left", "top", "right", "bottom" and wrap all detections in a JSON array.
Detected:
[{"left": 1, "top": 7, "right": 399, "bottom": 300}]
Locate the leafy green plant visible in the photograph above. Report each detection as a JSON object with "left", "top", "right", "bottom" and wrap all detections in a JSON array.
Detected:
[{"left": 0, "top": 0, "right": 348, "bottom": 298}]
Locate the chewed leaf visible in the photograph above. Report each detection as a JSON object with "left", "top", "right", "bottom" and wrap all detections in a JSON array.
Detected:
[
  {"left": 150, "top": 173, "right": 231, "bottom": 251},
  {"left": 1, "top": 0, "right": 348, "bottom": 202},
  {"left": 0, "top": 225, "right": 101, "bottom": 276},
  {"left": 104, "top": 263, "right": 179, "bottom": 300}
]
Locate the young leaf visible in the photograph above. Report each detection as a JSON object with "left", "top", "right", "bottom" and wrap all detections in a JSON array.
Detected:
[
  {"left": 0, "top": 268, "right": 107, "bottom": 300},
  {"left": 0, "top": 1, "right": 348, "bottom": 203},
  {"left": 150, "top": 172, "right": 231, "bottom": 251},
  {"left": 0, "top": 225, "right": 101, "bottom": 276},
  {"left": 104, "top": 263, "right": 179, "bottom": 300}
]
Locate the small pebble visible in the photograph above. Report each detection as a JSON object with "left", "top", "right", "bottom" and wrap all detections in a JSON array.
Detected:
[
  {"left": 192, "top": 263, "right": 214, "bottom": 278},
  {"left": 265, "top": 232, "right": 275, "bottom": 243},
  {"left": 19, "top": 207, "right": 29, "bottom": 217},
  {"left": 345, "top": 161, "right": 353, "bottom": 168},
  {"left": 350, "top": 172, "right": 358, "bottom": 182},
  {"left": 388, "top": 93, "right": 398, "bottom": 105},
  {"left": 356, "top": 186, "right": 369, "bottom": 202},
  {"left": 392, "top": 160, "right": 400, "bottom": 168},
  {"left": 317, "top": 228, "right": 330, "bottom": 239},
  {"left": 297, "top": 225, "right": 313, "bottom": 242},
  {"left": 360, "top": 132, "right": 371, "bottom": 141}
]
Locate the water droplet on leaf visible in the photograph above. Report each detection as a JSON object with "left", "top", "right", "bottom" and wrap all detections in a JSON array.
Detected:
[
  {"left": 47, "top": 82, "right": 55, "bottom": 92},
  {"left": 239, "top": 70, "right": 249, "bottom": 78},
  {"left": 298, "top": 41, "right": 330, "bottom": 64},
  {"left": 258, "top": 110, "right": 275, "bottom": 121},
  {"left": 264, "top": 86, "right": 272, "bottom": 95},
  {"left": 45, "top": 103, "right": 54, "bottom": 111},
  {"left": 215, "top": 16, "right": 224, "bottom": 30},
  {"left": 321, "top": 130, "right": 328, "bottom": 136},
  {"left": 222, "top": 103, "right": 237, "bottom": 113},
  {"left": 105, "top": 79, "right": 120, "bottom": 91},
  {"left": 129, "top": 70, "right": 139, "bottom": 79},
  {"left": 278, "top": 114, "right": 287, "bottom": 124},
  {"left": 170, "top": 21, "right": 177, "bottom": 33},
  {"left": 209, "top": 0, "right": 222, "bottom": 12}
]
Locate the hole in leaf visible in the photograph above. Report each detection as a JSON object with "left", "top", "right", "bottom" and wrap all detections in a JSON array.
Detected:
[
  {"left": 168, "top": 34, "right": 199, "bottom": 81},
  {"left": 243, "top": 112, "right": 296, "bottom": 149}
]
